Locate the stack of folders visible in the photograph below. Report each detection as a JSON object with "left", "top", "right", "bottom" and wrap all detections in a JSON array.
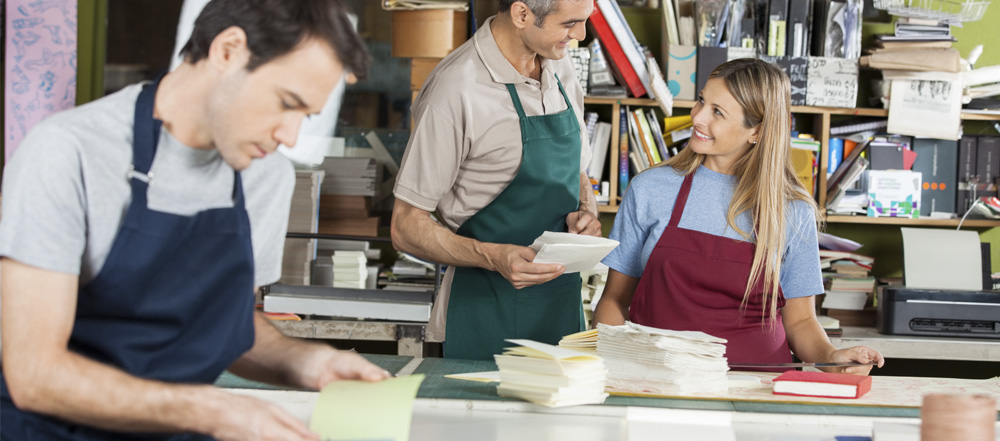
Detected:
[
  {"left": 332, "top": 250, "right": 367, "bottom": 289},
  {"left": 597, "top": 322, "right": 729, "bottom": 395},
  {"left": 494, "top": 339, "right": 609, "bottom": 408}
]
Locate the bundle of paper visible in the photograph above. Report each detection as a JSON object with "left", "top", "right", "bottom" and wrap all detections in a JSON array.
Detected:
[
  {"left": 558, "top": 328, "right": 598, "bottom": 352},
  {"left": 597, "top": 322, "right": 729, "bottom": 395},
  {"left": 529, "top": 231, "right": 619, "bottom": 273},
  {"left": 494, "top": 339, "right": 609, "bottom": 408}
]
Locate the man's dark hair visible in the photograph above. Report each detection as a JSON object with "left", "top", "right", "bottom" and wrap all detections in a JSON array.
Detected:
[
  {"left": 180, "top": 0, "right": 369, "bottom": 79},
  {"left": 498, "top": 0, "right": 561, "bottom": 27}
]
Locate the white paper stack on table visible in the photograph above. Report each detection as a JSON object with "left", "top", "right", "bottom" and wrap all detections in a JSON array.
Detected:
[
  {"left": 529, "top": 231, "right": 619, "bottom": 273},
  {"left": 494, "top": 339, "right": 609, "bottom": 408},
  {"left": 597, "top": 322, "right": 729, "bottom": 395},
  {"left": 332, "top": 250, "right": 367, "bottom": 289}
]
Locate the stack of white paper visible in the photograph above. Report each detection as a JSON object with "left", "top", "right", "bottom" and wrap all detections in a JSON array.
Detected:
[
  {"left": 597, "top": 322, "right": 729, "bottom": 395},
  {"left": 332, "top": 251, "right": 367, "bottom": 289},
  {"left": 494, "top": 339, "right": 609, "bottom": 408},
  {"left": 529, "top": 231, "right": 619, "bottom": 273}
]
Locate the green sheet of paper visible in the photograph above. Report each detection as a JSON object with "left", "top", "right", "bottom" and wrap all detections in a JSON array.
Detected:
[{"left": 310, "top": 374, "right": 425, "bottom": 441}]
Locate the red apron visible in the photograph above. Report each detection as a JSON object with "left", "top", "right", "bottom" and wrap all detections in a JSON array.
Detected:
[{"left": 628, "top": 170, "right": 793, "bottom": 371}]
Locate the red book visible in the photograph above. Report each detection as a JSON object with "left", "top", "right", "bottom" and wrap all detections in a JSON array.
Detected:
[
  {"left": 772, "top": 370, "right": 872, "bottom": 399},
  {"left": 589, "top": 2, "right": 647, "bottom": 98}
]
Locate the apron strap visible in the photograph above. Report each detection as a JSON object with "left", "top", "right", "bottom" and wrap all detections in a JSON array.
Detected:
[
  {"left": 553, "top": 73, "right": 573, "bottom": 109},
  {"left": 505, "top": 83, "right": 528, "bottom": 120},
  {"left": 668, "top": 171, "right": 695, "bottom": 228},
  {"left": 129, "top": 79, "right": 164, "bottom": 208}
]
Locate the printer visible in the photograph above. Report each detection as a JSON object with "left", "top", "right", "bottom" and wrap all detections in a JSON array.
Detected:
[{"left": 877, "top": 286, "right": 1000, "bottom": 339}]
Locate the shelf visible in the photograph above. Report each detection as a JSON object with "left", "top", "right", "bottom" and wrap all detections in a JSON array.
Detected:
[{"left": 825, "top": 215, "right": 1000, "bottom": 227}]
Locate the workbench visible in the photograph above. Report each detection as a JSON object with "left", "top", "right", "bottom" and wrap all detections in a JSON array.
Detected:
[{"left": 217, "top": 354, "right": 1000, "bottom": 441}]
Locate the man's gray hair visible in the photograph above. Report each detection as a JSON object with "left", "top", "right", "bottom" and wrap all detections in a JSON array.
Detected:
[{"left": 499, "top": 0, "right": 561, "bottom": 26}]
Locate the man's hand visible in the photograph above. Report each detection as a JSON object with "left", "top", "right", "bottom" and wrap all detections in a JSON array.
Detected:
[
  {"left": 823, "top": 346, "right": 885, "bottom": 376},
  {"left": 209, "top": 390, "right": 319, "bottom": 441},
  {"left": 297, "top": 347, "right": 391, "bottom": 391},
  {"left": 488, "top": 244, "right": 565, "bottom": 289},
  {"left": 566, "top": 209, "right": 601, "bottom": 236}
]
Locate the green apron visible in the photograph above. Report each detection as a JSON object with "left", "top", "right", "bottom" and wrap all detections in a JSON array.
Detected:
[{"left": 445, "top": 75, "right": 586, "bottom": 360}]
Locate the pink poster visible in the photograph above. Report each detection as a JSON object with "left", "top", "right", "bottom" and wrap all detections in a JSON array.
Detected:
[{"left": 4, "top": 0, "right": 77, "bottom": 163}]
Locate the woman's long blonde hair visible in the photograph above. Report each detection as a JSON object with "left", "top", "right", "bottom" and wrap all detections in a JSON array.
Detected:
[{"left": 662, "top": 58, "right": 820, "bottom": 325}]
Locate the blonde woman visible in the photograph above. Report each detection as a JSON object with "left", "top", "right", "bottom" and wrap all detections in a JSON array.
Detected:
[{"left": 593, "top": 58, "right": 884, "bottom": 375}]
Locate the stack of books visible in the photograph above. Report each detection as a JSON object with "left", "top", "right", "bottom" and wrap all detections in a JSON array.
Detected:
[
  {"left": 494, "top": 339, "right": 608, "bottom": 408},
  {"left": 316, "top": 158, "right": 381, "bottom": 238},
  {"left": 596, "top": 322, "right": 729, "bottom": 395},
  {"left": 280, "top": 169, "right": 324, "bottom": 285},
  {"left": 332, "top": 250, "right": 367, "bottom": 289},
  {"left": 865, "top": 17, "right": 961, "bottom": 73},
  {"left": 820, "top": 250, "right": 877, "bottom": 326}
]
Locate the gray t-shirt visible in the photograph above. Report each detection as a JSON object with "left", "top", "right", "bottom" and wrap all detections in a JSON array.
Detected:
[{"left": 0, "top": 83, "right": 295, "bottom": 288}]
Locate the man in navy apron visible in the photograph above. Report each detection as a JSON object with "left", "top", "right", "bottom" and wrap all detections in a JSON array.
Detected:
[
  {"left": 391, "top": 0, "right": 601, "bottom": 360},
  {"left": 0, "top": 1, "right": 387, "bottom": 440}
]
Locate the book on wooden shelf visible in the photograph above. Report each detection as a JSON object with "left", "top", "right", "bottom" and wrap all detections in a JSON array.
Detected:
[
  {"left": 589, "top": 3, "right": 646, "bottom": 97},
  {"left": 772, "top": 370, "right": 872, "bottom": 399}
]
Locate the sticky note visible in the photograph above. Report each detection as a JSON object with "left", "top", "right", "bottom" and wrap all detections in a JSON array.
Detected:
[{"left": 310, "top": 374, "right": 425, "bottom": 441}]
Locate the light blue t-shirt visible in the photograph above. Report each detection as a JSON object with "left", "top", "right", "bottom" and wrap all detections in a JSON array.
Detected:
[{"left": 602, "top": 165, "right": 824, "bottom": 299}]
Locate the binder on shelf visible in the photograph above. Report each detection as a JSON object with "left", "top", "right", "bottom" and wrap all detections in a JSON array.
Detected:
[
  {"left": 767, "top": 0, "right": 789, "bottom": 57},
  {"left": 588, "top": 121, "right": 613, "bottom": 182},
  {"left": 958, "top": 135, "right": 977, "bottom": 182},
  {"left": 590, "top": 4, "right": 647, "bottom": 98},
  {"left": 911, "top": 138, "right": 958, "bottom": 215},
  {"left": 601, "top": 0, "right": 652, "bottom": 92},
  {"left": 619, "top": 106, "right": 630, "bottom": 195},
  {"left": 634, "top": 109, "right": 663, "bottom": 164},
  {"left": 976, "top": 136, "right": 1000, "bottom": 186},
  {"left": 786, "top": 0, "right": 812, "bottom": 58},
  {"left": 645, "top": 109, "right": 671, "bottom": 161}
]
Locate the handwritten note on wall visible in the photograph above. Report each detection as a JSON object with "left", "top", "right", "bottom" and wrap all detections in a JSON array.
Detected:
[
  {"left": 4, "top": 0, "right": 77, "bottom": 163},
  {"left": 806, "top": 57, "right": 858, "bottom": 108}
]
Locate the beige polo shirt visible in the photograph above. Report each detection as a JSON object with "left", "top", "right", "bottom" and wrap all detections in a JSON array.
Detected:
[{"left": 394, "top": 16, "right": 591, "bottom": 341}]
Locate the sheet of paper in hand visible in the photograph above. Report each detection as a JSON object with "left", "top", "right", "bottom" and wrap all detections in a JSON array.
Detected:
[{"left": 529, "top": 231, "right": 620, "bottom": 273}]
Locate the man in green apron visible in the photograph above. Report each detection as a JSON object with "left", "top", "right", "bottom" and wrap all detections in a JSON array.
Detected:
[{"left": 392, "top": 0, "right": 600, "bottom": 360}]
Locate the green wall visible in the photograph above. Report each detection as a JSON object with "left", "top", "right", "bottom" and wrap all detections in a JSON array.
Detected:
[{"left": 952, "top": 4, "right": 1000, "bottom": 69}]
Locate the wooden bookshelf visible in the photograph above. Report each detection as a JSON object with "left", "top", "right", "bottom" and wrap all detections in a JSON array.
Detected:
[{"left": 585, "top": 97, "right": 1000, "bottom": 228}]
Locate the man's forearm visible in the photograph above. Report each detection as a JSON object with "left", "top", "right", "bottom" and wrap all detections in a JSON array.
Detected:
[
  {"left": 390, "top": 200, "right": 500, "bottom": 271},
  {"left": 5, "top": 348, "right": 225, "bottom": 435},
  {"left": 227, "top": 312, "right": 329, "bottom": 389}
]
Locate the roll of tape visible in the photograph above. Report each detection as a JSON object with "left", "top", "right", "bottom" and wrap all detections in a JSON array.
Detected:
[{"left": 920, "top": 393, "right": 996, "bottom": 441}]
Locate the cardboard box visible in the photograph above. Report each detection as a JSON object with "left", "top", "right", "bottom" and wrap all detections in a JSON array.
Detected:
[
  {"left": 666, "top": 45, "right": 697, "bottom": 100},
  {"left": 410, "top": 58, "right": 443, "bottom": 90},
  {"left": 391, "top": 10, "right": 468, "bottom": 58}
]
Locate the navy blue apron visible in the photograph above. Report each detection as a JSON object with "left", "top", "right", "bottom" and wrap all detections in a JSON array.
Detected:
[{"left": 1, "top": 80, "right": 256, "bottom": 440}]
